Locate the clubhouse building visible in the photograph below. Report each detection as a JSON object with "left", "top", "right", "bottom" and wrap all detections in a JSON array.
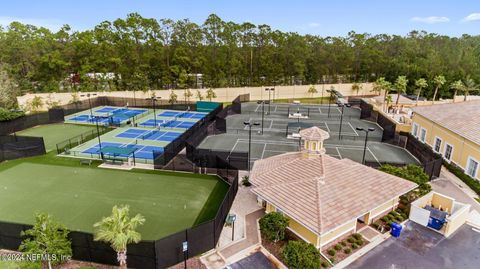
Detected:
[
  {"left": 249, "top": 127, "right": 417, "bottom": 248},
  {"left": 411, "top": 100, "right": 480, "bottom": 181}
]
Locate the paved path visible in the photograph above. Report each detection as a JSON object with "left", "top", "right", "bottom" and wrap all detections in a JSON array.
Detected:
[
  {"left": 220, "top": 209, "right": 265, "bottom": 258},
  {"left": 431, "top": 169, "right": 480, "bottom": 212}
]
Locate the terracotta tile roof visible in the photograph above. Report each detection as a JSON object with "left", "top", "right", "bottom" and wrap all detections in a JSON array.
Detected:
[
  {"left": 299, "top": 127, "right": 330, "bottom": 141},
  {"left": 250, "top": 153, "right": 417, "bottom": 234},
  {"left": 412, "top": 100, "right": 480, "bottom": 145}
]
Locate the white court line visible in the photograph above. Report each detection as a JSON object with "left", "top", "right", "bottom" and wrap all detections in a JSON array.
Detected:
[
  {"left": 269, "top": 120, "right": 274, "bottom": 129},
  {"left": 348, "top": 122, "right": 359, "bottom": 136},
  {"left": 318, "top": 107, "right": 323, "bottom": 114},
  {"left": 274, "top": 105, "right": 278, "bottom": 112},
  {"left": 230, "top": 140, "right": 240, "bottom": 156},
  {"left": 254, "top": 104, "right": 260, "bottom": 112},
  {"left": 324, "top": 122, "right": 331, "bottom": 132},
  {"left": 335, "top": 147, "right": 343, "bottom": 159},
  {"left": 260, "top": 143, "right": 268, "bottom": 159},
  {"left": 367, "top": 146, "right": 381, "bottom": 166}
]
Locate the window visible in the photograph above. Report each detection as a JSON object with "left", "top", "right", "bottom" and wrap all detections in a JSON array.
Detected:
[
  {"left": 433, "top": 137, "right": 442, "bottom": 153},
  {"left": 420, "top": 128, "right": 427, "bottom": 143},
  {"left": 412, "top": 123, "right": 419, "bottom": 137},
  {"left": 466, "top": 158, "right": 479, "bottom": 178},
  {"left": 444, "top": 144, "right": 453, "bottom": 161}
]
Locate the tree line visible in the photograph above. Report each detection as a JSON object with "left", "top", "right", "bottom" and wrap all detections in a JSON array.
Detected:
[{"left": 1, "top": 13, "right": 480, "bottom": 108}]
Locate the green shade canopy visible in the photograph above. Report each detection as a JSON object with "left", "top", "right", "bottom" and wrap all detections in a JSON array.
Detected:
[{"left": 98, "top": 146, "right": 137, "bottom": 156}]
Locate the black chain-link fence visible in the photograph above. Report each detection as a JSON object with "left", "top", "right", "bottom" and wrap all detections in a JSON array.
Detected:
[
  {"left": 0, "top": 135, "right": 46, "bottom": 162},
  {"left": 0, "top": 163, "right": 238, "bottom": 269}
]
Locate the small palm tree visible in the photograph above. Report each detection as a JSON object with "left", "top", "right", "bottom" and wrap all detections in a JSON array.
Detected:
[
  {"left": 94, "top": 205, "right": 145, "bottom": 269},
  {"left": 184, "top": 88, "right": 193, "bottom": 103},
  {"left": 307, "top": 85, "right": 317, "bottom": 97},
  {"left": 432, "top": 75, "right": 446, "bottom": 103},
  {"left": 449, "top": 80, "right": 464, "bottom": 103},
  {"left": 414, "top": 78, "right": 428, "bottom": 104},
  {"left": 351, "top": 82, "right": 362, "bottom": 96},
  {"left": 385, "top": 95, "right": 393, "bottom": 112},
  {"left": 169, "top": 90, "right": 178, "bottom": 104},
  {"left": 462, "top": 76, "right": 478, "bottom": 101},
  {"left": 196, "top": 89, "right": 204, "bottom": 101},
  {"left": 206, "top": 88, "right": 217, "bottom": 101},
  {"left": 394, "top": 76, "right": 408, "bottom": 106}
]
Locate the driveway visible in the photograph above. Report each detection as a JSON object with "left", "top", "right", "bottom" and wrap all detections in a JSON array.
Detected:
[{"left": 347, "top": 222, "right": 480, "bottom": 269}]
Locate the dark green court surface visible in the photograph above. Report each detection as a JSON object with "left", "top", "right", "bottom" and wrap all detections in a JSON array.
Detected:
[
  {"left": 0, "top": 162, "right": 228, "bottom": 240},
  {"left": 16, "top": 123, "right": 98, "bottom": 152}
]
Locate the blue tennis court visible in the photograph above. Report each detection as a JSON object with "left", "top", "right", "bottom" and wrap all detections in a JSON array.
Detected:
[
  {"left": 159, "top": 111, "right": 207, "bottom": 119},
  {"left": 139, "top": 119, "right": 196, "bottom": 129},
  {"left": 116, "top": 128, "right": 182, "bottom": 142},
  {"left": 66, "top": 107, "right": 148, "bottom": 126},
  {"left": 82, "top": 142, "right": 163, "bottom": 160}
]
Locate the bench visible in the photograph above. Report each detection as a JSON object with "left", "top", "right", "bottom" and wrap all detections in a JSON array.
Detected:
[{"left": 80, "top": 159, "right": 92, "bottom": 166}]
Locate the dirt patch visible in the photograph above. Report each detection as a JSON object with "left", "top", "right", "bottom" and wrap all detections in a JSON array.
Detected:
[{"left": 168, "top": 257, "right": 207, "bottom": 269}]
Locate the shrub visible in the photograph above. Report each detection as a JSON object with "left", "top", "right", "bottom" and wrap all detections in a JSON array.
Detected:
[
  {"left": 347, "top": 237, "right": 355, "bottom": 243},
  {"left": 327, "top": 249, "right": 336, "bottom": 256},
  {"left": 395, "top": 216, "right": 404, "bottom": 222},
  {"left": 321, "top": 261, "right": 329, "bottom": 268},
  {"left": 356, "top": 239, "right": 364, "bottom": 245},
  {"left": 340, "top": 241, "right": 347, "bottom": 246},
  {"left": 351, "top": 243, "right": 358, "bottom": 249},
  {"left": 329, "top": 257, "right": 335, "bottom": 263},
  {"left": 352, "top": 233, "right": 362, "bottom": 240},
  {"left": 241, "top": 175, "right": 251, "bottom": 186},
  {"left": 344, "top": 248, "right": 352, "bottom": 254},
  {"left": 372, "top": 223, "right": 379, "bottom": 229},
  {"left": 259, "top": 212, "right": 289, "bottom": 242},
  {"left": 282, "top": 240, "right": 321, "bottom": 269},
  {"left": 334, "top": 244, "right": 342, "bottom": 251},
  {"left": 0, "top": 108, "right": 24, "bottom": 122}
]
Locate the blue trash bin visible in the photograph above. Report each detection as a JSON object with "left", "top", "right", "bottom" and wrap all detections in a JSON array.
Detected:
[{"left": 390, "top": 222, "right": 403, "bottom": 238}]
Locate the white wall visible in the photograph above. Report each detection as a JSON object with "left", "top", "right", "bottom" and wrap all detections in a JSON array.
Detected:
[{"left": 17, "top": 83, "right": 374, "bottom": 111}]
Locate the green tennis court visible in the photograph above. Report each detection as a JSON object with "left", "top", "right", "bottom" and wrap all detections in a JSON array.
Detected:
[
  {"left": 15, "top": 123, "right": 98, "bottom": 152},
  {"left": 0, "top": 162, "right": 228, "bottom": 240}
]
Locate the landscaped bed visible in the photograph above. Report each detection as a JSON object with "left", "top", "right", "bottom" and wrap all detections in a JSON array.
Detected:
[{"left": 323, "top": 233, "right": 369, "bottom": 264}]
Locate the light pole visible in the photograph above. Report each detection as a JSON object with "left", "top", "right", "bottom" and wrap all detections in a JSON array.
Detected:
[
  {"left": 92, "top": 115, "right": 103, "bottom": 152},
  {"left": 356, "top": 127, "right": 375, "bottom": 164},
  {"left": 80, "top": 93, "right": 97, "bottom": 117},
  {"left": 257, "top": 100, "right": 268, "bottom": 134},
  {"left": 146, "top": 97, "right": 161, "bottom": 127},
  {"left": 244, "top": 121, "right": 260, "bottom": 171},
  {"left": 265, "top": 87, "right": 275, "bottom": 114},
  {"left": 326, "top": 90, "right": 334, "bottom": 118},
  {"left": 338, "top": 103, "right": 351, "bottom": 140}
]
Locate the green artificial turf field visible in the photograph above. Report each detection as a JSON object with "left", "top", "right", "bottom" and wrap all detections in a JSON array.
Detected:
[
  {"left": 16, "top": 123, "right": 98, "bottom": 152},
  {"left": 0, "top": 161, "right": 228, "bottom": 240}
]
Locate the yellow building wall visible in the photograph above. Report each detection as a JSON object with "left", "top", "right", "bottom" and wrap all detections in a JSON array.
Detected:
[
  {"left": 264, "top": 202, "right": 319, "bottom": 247},
  {"left": 367, "top": 198, "right": 398, "bottom": 223},
  {"left": 444, "top": 206, "right": 470, "bottom": 237},
  {"left": 319, "top": 219, "right": 356, "bottom": 247},
  {"left": 412, "top": 113, "right": 480, "bottom": 180},
  {"left": 431, "top": 194, "right": 454, "bottom": 214}
]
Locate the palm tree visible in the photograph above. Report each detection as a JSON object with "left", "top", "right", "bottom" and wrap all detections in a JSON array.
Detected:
[
  {"left": 449, "top": 80, "right": 464, "bottom": 103},
  {"left": 373, "top": 77, "right": 392, "bottom": 111},
  {"left": 351, "top": 82, "right": 362, "bottom": 96},
  {"left": 462, "top": 76, "right": 478, "bottom": 101},
  {"left": 94, "top": 205, "right": 145, "bottom": 269},
  {"left": 432, "top": 75, "right": 446, "bottom": 103},
  {"left": 307, "top": 85, "right": 317, "bottom": 97},
  {"left": 385, "top": 95, "right": 393, "bottom": 112},
  {"left": 414, "top": 78, "right": 428, "bottom": 105},
  {"left": 394, "top": 76, "right": 408, "bottom": 106}
]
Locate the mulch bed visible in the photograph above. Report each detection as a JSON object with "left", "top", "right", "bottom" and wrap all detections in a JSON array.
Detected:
[
  {"left": 323, "top": 235, "right": 370, "bottom": 264},
  {"left": 168, "top": 257, "right": 207, "bottom": 269},
  {"left": 261, "top": 229, "right": 300, "bottom": 265}
]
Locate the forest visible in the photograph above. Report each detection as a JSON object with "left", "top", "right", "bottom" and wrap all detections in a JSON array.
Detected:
[{"left": 0, "top": 13, "right": 479, "bottom": 108}]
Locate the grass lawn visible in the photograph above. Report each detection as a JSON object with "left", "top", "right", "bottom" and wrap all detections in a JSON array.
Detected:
[
  {"left": 0, "top": 154, "right": 229, "bottom": 240},
  {"left": 16, "top": 123, "right": 98, "bottom": 152}
]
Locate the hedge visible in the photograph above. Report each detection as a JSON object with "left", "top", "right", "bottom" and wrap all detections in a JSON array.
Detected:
[
  {"left": 0, "top": 108, "right": 24, "bottom": 121},
  {"left": 443, "top": 161, "right": 480, "bottom": 196}
]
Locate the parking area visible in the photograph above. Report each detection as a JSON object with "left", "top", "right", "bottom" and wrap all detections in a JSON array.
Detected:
[{"left": 347, "top": 221, "right": 480, "bottom": 269}]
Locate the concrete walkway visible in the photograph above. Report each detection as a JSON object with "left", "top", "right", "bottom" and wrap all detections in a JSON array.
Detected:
[
  {"left": 220, "top": 209, "right": 265, "bottom": 258},
  {"left": 431, "top": 168, "right": 480, "bottom": 212}
]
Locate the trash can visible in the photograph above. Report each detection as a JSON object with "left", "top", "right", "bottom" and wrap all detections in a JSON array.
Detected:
[{"left": 390, "top": 222, "right": 403, "bottom": 238}]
